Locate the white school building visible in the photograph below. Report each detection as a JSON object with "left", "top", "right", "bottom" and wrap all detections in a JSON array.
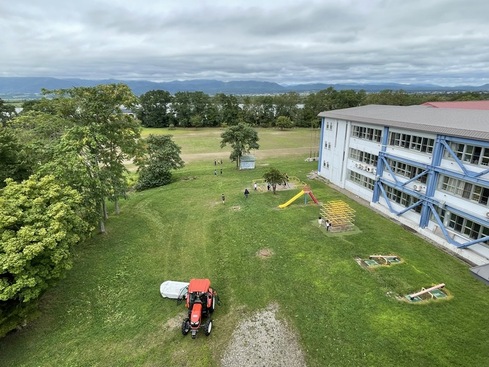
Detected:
[{"left": 317, "top": 104, "right": 489, "bottom": 266}]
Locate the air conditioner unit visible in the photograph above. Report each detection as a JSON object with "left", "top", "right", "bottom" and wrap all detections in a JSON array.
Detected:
[
  {"left": 413, "top": 185, "right": 421, "bottom": 192},
  {"left": 373, "top": 168, "right": 377, "bottom": 175},
  {"left": 367, "top": 167, "right": 372, "bottom": 172}
]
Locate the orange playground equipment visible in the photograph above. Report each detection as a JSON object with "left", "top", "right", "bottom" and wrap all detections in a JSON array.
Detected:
[{"left": 279, "top": 185, "right": 319, "bottom": 208}]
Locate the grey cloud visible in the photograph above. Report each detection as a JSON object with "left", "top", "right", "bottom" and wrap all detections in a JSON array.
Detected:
[{"left": 1, "top": 0, "right": 489, "bottom": 86}]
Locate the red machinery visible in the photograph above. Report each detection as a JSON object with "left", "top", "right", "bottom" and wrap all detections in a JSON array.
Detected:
[{"left": 179, "top": 279, "right": 218, "bottom": 339}]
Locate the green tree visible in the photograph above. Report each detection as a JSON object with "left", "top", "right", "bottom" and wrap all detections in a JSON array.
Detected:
[
  {"left": 275, "top": 116, "right": 294, "bottom": 130},
  {"left": 137, "top": 90, "right": 174, "bottom": 127},
  {"left": 263, "top": 167, "right": 285, "bottom": 194},
  {"left": 42, "top": 84, "right": 143, "bottom": 232},
  {"left": 214, "top": 93, "right": 241, "bottom": 126},
  {"left": 0, "top": 128, "right": 31, "bottom": 187},
  {"left": 0, "top": 175, "right": 90, "bottom": 336},
  {"left": 173, "top": 92, "right": 193, "bottom": 127},
  {"left": 220, "top": 123, "right": 259, "bottom": 168},
  {"left": 240, "top": 96, "right": 262, "bottom": 126},
  {"left": 335, "top": 89, "right": 366, "bottom": 109},
  {"left": 302, "top": 87, "right": 337, "bottom": 126},
  {"left": 189, "top": 92, "right": 213, "bottom": 127},
  {"left": 38, "top": 138, "right": 100, "bottom": 230},
  {"left": 274, "top": 92, "right": 300, "bottom": 122},
  {"left": 8, "top": 111, "right": 73, "bottom": 173},
  {"left": 255, "top": 95, "right": 275, "bottom": 127},
  {"left": 135, "top": 135, "right": 185, "bottom": 191},
  {"left": 0, "top": 98, "right": 17, "bottom": 127},
  {"left": 363, "top": 89, "right": 413, "bottom": 106}
]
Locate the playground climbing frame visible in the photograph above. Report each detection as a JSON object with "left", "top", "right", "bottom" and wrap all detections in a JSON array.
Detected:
[{"left": 320, "top": 200, "right": 356, "bottom": 232}]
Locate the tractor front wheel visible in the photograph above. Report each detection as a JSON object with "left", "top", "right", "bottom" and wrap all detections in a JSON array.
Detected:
[
  {"left": 204, "top": 319, "right": 213, "bottom": 336},
  {"left": 181, "top": 319, "right": 190, "bottom": 336}
]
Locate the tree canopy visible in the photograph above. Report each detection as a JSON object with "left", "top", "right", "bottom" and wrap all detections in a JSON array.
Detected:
[
  {"left": 275, "top": 116, "right": 294, "bottom": 130},
  {"left": 40, "top": 84, "right": 144, "bottom": 232},
  {"left": 137, "top": 90, "right": 174, "bottom": 127},
  {"left": 220, "top": 123, "right": 259, "bottom": 168},
  {"left": 135, "top": 134, "right": 184, "bottom": 191},
  {"left": 0, "top": 98, "right": 17, "bottom": 127},
  {"left": 0, "top": 129, "right": 31, "bottom": 187},
  {"left": 263, "top": 167, "right": 286, "bottom": 194},
  {"left": 0, "top": 175, "right": 90, "bottom": 336}
]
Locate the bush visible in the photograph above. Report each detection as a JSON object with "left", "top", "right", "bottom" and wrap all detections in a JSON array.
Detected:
[{"left": 135, "top": 167, "right": 172, "bottom": 191}]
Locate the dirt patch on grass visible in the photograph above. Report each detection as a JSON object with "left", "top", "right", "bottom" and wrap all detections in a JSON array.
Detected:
[
  {"left": 163, "top": 312, "right": 185, "bottom": 330},
  {"left": 256, "top": 248, "right": 274, "bottom": 258},
  {"left": 221, "top": 303, "right": 306, "bottom": 367}
]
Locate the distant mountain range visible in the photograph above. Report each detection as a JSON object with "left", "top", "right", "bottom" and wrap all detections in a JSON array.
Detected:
[{"left": 1, "top": 77, "right": 489, "bottom": 99}]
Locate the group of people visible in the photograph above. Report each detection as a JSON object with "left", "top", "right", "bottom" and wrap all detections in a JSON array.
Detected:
[
  {"left": 214, "top": 159, "right": 224, "bottom": 175},
  {"left": 318, "top": 216, "right": 332, "bottom": 231}
]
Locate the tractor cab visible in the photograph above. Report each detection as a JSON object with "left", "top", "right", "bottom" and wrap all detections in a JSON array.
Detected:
[{"left": 181, "top": 278, "right": 218, "bottom": 339}]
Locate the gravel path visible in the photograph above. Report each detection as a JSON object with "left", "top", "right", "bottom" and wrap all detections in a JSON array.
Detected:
[{"left": 220, "top": 304, "right": 307, "bottom": 367}]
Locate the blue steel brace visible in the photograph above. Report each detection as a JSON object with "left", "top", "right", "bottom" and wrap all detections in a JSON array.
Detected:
[
  {"left": 372, "top": 126, "right": 390, "bottom": 203},
  {"left": 318, "top": 118, "right": 325, "bottom": 172},
  {"left": 419, "top": 135, "right": 445, "bottom": 228}
]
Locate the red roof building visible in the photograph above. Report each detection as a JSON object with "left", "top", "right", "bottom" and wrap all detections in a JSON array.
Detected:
[{"left": 422, "top": 101, "right": 489, "bottom": 110}]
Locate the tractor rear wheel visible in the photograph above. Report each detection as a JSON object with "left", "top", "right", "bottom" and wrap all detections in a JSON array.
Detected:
[
  {"left": 181, "top": 319, "right": 190, "bottom": 336},
  {"left": 204, "top": 319, "right": 213, "bottom": 336}
]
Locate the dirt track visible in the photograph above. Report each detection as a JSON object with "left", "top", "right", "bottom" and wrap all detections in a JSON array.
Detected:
[
  {"left": 221, "top": 304, "right": 306, "bottom": 367},
  {"left": 181, "top": 147, "right": 312, "bottom": 163}
]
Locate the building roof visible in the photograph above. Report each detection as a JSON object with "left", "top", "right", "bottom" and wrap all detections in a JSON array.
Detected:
[
  {"left": 422, "top": 101, "right": 489, "bottom": 110},
  {"left": 318, "top": 104, "right": 489, "bottom": 141},
  {"left": 470, "top": 263, "right": 489, "bottom": 286},
  {"left": 240, "top": 155, "right": 256, "bottom": 162}
]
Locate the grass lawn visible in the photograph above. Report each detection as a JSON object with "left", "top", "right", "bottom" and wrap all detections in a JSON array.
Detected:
[{"left": 1, "top": 128, "right": 489, "bottom": 366}]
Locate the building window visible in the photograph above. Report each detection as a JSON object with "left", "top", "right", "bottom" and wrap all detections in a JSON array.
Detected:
[
  {"left": 386, "top": 159, "right": 427, "bottom": 183},
  {"left": 389, "top": 132, "right": 434, "bottom": 153},
  {"left": 384, "top": 185, "right": 422, "bottom": 213},
  {"left": 443, "top": 212, "right": 488, "bottom": 240},
  {"left": 352, "top": 125, "right": 382, "bottom": 143},
  {"left": 349, "top": 148, "right": 378, "bottom": 166},
  {"left": 445, "top": 142, "right": 489, "bottom": 166},
  {"left": 348, "top": 170, "right": 375, "bottom": 190},
  {"left": 439, "top": 175, "right": 489, "bottom": 205}
]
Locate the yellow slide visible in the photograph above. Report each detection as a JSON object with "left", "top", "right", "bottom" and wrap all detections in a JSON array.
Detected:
[{"left": 278, "top": 190, "right": 305, "bottom": 208}]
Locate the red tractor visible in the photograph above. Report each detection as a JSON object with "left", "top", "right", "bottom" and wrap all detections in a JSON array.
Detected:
[{"left": 179, "top": 279, "right": 218, "bottom": 339}]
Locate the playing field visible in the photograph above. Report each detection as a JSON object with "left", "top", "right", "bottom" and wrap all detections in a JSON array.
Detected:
[{"left": 1, "top": 128, "right": 488, "bottom": 367}]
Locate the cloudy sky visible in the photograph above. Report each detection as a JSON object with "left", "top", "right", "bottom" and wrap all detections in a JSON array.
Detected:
[{"left": 1, "top": 0, "right": 488, "bottom": 86}]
